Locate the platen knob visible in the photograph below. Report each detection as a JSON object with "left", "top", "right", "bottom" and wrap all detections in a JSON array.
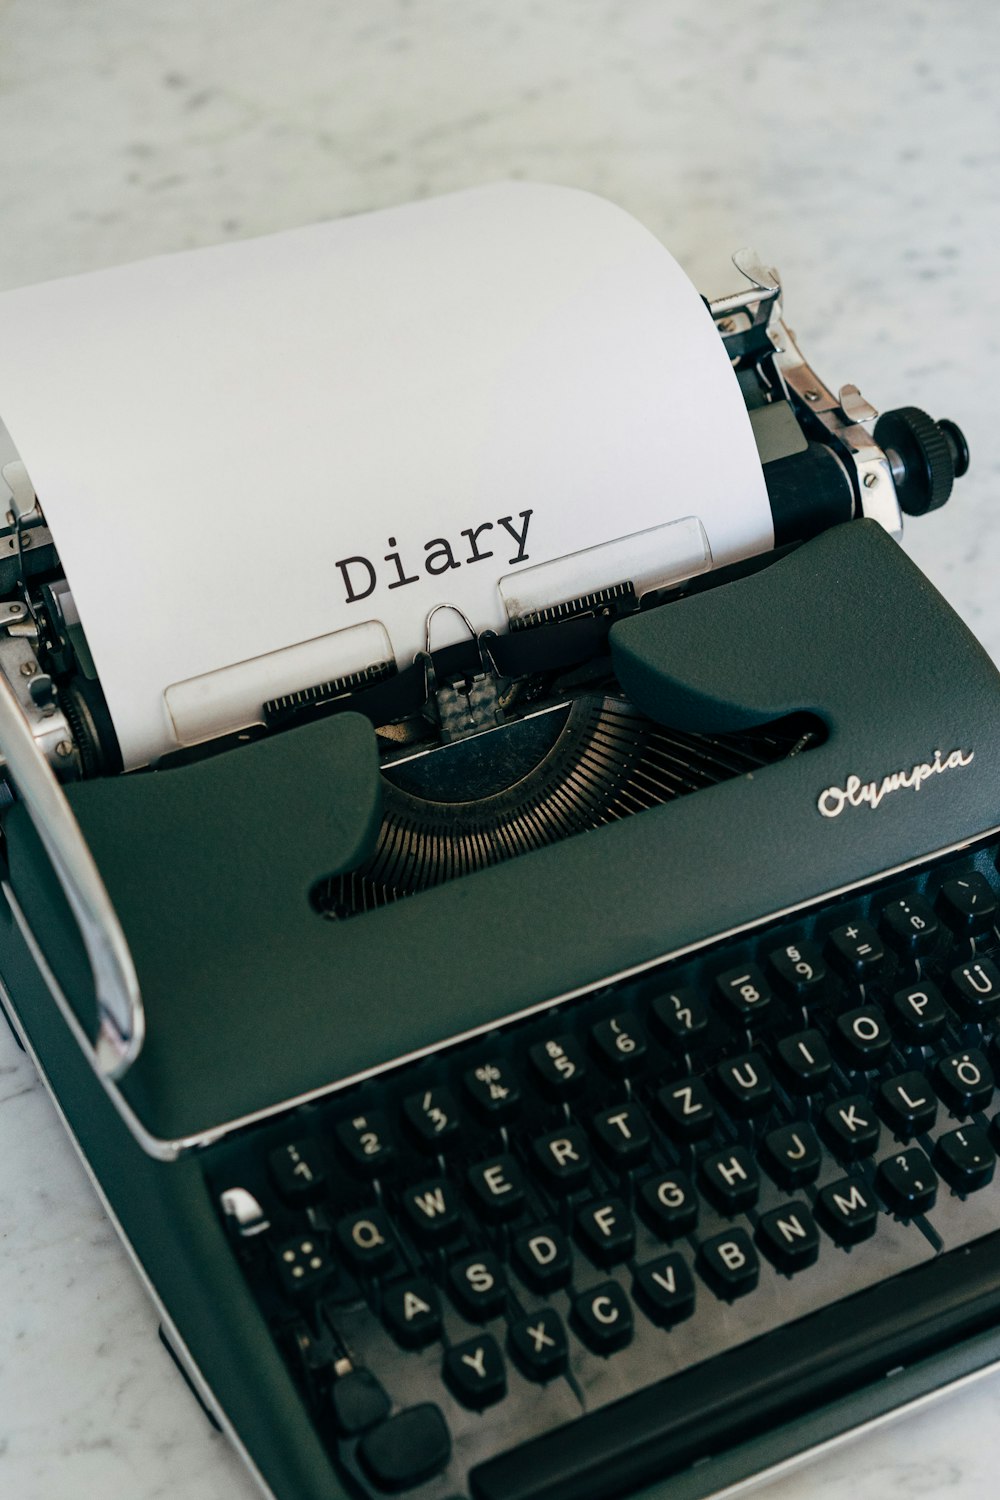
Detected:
[{"left": 873, "top": 406, "right": 970, "bottom": 516}]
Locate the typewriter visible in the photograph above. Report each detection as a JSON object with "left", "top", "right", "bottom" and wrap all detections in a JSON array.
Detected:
[{"left": 0, "top": 187, "right": 997, "bottom": 1500}]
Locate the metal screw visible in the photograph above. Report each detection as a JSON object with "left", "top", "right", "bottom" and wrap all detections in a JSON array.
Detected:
[
  {"left": 864, "top": 472, "right": 879, "bottom": 488},
  {"left": 55, "top": 740, "right": 74, "bottom": 759},
  {"left": 804, "top": 389, "right": 820, "bottom": 402},
  {"left": 19, "top": 660, "right": 36, "bottom": 677},
  {"left": 7, "top": 603, "right": 23, "bottom": 617}
]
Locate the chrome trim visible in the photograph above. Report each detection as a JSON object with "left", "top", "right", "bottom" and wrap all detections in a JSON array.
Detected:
[
  {"left": 0, "top": 666, "right": 144, "bottom": 1076},
  {"left": 707, "top": 247, "right": 780, "bottom": 321},
  {"left": 0, "top": 972, "right": 278, "bottom": 1500},
  {"left": 768, "top": 310, "right": 904, "bottom": 539},
  {"left": 708, "top": 1355, "right": 1000, "bottom": 1499},
  {"left": 5, "top": 823, "right": 998, "bottom": 1161}
]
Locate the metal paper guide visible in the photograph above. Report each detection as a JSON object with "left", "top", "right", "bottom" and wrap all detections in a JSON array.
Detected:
[{"left": 0, "top": 182, "right": 771, "bottom": 768}]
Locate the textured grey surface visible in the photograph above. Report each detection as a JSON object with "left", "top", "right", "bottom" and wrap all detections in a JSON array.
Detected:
[{"left": 0, "top": 1, "right": 998, "bottom": 1496}]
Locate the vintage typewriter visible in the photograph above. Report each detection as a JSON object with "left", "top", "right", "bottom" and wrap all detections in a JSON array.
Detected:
[{"left": 0, "top": 186, "right": 997, "bottom": 1500}]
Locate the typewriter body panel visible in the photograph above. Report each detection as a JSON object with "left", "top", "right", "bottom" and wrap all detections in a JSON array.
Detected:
[
  {"left": 0, "top": 207, "right": 998, "bottom": 1500},
  {"left": 4, "top": 523, "right": 998, "bottom": 1148}
]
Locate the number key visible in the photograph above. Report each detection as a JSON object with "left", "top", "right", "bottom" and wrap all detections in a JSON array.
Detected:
[
  {"left": 714, "top": 964, "right": 773, "bottom": 1025},
  {"left": 268, "top": 1139, "right": 327, "bottom": 1205},
  {"left": 649, "top": 986, "right": 710, "bottom": 1048},
  {"left": 463, "top": 1060, "right": 521, "bottom": 1123},
  {"left": 591, "top": 1015, "right": 648, "bottom": 1075},
  {"left": 768, "top": 940, "right": 827, "bottom": 1000},
  {"left": 335, "top": 1111, "right": 395, "bottom": 1177},
  {"left": 529, "top": 1035, "right": 587, "bottom": 1098},
  {"left": 403, "top": 1087, "right": 462, "bottom": 1151}
]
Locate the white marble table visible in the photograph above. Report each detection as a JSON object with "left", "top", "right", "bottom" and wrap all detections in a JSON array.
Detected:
[{"left": 0, "top": 1, "right": 998, "bottom": 1496}]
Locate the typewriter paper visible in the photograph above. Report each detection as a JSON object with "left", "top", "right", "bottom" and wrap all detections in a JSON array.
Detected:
[{"left": 0, "top": 183, "right": 771, "bottom": 767}]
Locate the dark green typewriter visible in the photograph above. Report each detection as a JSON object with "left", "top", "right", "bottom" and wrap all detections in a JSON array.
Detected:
[{"left": 0, "top": 194, "right": 996, "bottom": 1500}]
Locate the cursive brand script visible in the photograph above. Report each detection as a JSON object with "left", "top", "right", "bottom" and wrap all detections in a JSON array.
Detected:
[{"left": 818, "top": 747, "right": 975, "bottom": 818}]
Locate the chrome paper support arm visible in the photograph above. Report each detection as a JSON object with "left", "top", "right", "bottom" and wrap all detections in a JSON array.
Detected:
[
  {"left": 0, "top": 665, "right": 144, "bottom": 1078},
  {"left": 709, "top": 247, "right": 903, "bottom": 539}
]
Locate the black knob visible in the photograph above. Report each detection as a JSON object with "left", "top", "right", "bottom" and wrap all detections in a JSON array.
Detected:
[{"left": 873, "top": 406, "right": 970, "bottom": 516}]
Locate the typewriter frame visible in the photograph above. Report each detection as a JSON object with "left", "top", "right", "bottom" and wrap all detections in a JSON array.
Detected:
[
  {"left": 1, "top": 515, "right": 999, "bottom": 1500},
  {"left": 1, "top": 521, "right": 998, "bottom": 1157}
]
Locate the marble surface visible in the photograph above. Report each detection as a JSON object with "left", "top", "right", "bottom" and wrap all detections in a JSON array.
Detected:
[{"left": 0, "top": 1, "right": 998, "bottom": 1496}]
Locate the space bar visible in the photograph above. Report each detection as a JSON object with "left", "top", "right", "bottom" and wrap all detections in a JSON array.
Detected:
[{"left": 471, "top": 1232, "right": 1000, "bottom": 1500}]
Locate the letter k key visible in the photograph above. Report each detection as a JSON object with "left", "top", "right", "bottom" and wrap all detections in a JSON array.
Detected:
[{"left": 822, "top": 1093, "right": 881, "bottom": 1160}]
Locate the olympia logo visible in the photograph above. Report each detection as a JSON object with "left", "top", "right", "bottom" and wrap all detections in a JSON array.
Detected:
[{"left": 817, "top": 748, "right": 975, "bottom": 818}]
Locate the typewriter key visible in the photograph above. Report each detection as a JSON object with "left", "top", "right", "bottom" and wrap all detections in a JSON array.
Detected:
[
  {"left": 697, "top": 1230, "right": 759, "bottom": 1300},
  {"left": 755, "top": 1203, "right": 820, "bottom": 1274},
  {"left": 403, "top": 1086, "right": 462, "bottom": 1151},
  {"left": 768, "top": 940, "right": 828, "bottom": 1001},
  {"left": 508, "top": 1308, "right": 568, "bottom": 1381},
  {"left": 881, "top": 894, "right": 941, "bottom": 957},
  {"left": 877, "top": 1072, "right": 937, "bottom": 1139},
  {"left": 936, "top": 1048, "right": 994, "bottom": 1116},
  {"left": 938, "top": 873, "right": 999, "bottom": 935},
  {"left": 529, "top": 1035, "right": 588, "bottom": 1098},
  {"left": 463, "top": 1060, "right": 522, "bottom": 1123},
  {"left": 511, "top": 1225, "right": 572, "bottom": 1292},
  {"left": 949, "top": 957, "right": 1000, "bottom": 1019},
  {"left": 382, "top": 1277, "right": 443, "bottom": 1348},
  {"left": 444, "top": 1336, "right": 507, "bottom": 1409},
  {"left": 876, "top": 1148, "right": 938, "bottom": 1217},
  {"left": 827, "top": 921, "right": 886, "bottom": 980},
  {"left": 633, "top": 1253, "right": 696, "bottom": 1326},
  {"left": 267, "top": 1139, "right": 327, "bottom": 1206},
  {"left": 590, "top": 1015, "right": 648, "bottom": 1076},
  {"left": 935, "top": 1126, "right": 996, "bottom": 1193},
  {"left": 822, "top": 1096, "right": 881, "bottom": 1161},
  {"left": 571, "top": 1282, "right": 633, "bottom": 1353}
]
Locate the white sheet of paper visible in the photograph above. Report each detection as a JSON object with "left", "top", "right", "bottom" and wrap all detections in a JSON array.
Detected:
[{"left": 0, "top": 183, "right": 771, "bottom": 767}]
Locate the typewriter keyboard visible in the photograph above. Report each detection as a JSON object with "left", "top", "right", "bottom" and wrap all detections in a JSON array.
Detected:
[{"left": 206, "top": 836, "right": 1000, "bottom": 1500}]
